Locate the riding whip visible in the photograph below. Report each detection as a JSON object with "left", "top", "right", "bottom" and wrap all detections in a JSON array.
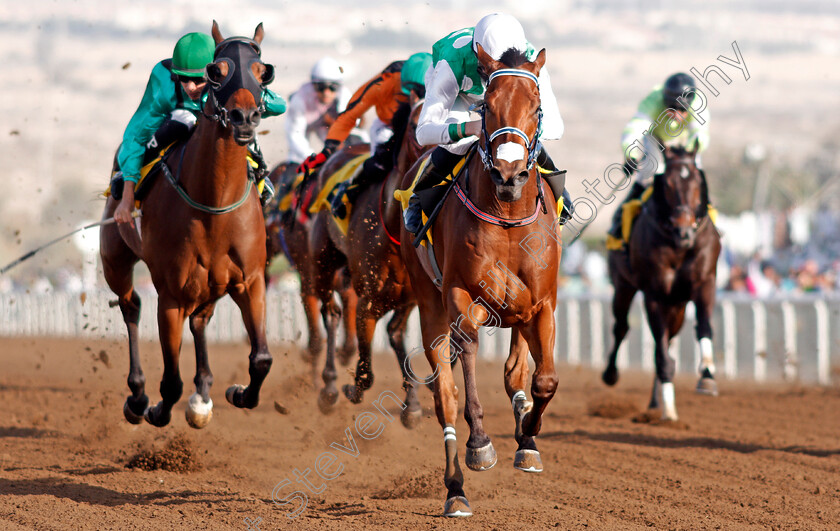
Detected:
[{"left": 0, "top": 211, "right": 141, "bottom": 275}]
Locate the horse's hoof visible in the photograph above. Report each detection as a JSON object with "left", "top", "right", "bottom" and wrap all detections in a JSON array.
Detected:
[
  {"left": 342, "top": 384, "right": 363, "bottom": 404},
  {"left": 185, "top": 393, "right": 213, "bottom": 429},
  {"left": 465, "top": 442, "right": 497, "bottom": 471},
  {"left": 695, "top": 376, "right": 719, "bottom": 396},
  {"left": 602, "top": 366, "right": 619, "bottom": 386},
  {"left": 123, "top": 395, "right": 148, "bottom": 425},
  {"left": 225, "top": 384, "right": 247, "bottom": 407},
  {"left": 514, "top": 449, "right": 544, "bottom": 473},
  {"left": 400, "top": 406, "right": 423, "bottom": 429},
  {"left": 443, "top": 496, "right": 472, "bottom": 517},
  {"left": 318, "top": 388, "right": 338, "bottom": 414},
  {"left": 143, "top": 403, "right": 171, "bottom": 427}
]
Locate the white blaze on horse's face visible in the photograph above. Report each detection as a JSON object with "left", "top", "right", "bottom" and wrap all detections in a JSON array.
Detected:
[
  {"left": 496, "top": 142, "right": 525, "bottom": 163},
  {"left": 680, "top": 166, "right": 690, "bottom": 179}
]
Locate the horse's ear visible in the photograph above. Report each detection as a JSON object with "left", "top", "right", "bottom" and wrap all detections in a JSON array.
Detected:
[
  {"left": 253, "top": 23, "right": 264, "bottom": 45},
  {"left": 663, "top": 144, "right": 673, "bottom": 159},
  {"left": 211, "top": 20, "right": 223, "bottom": 45},
  {"left": 533, "top": 48, "right": 546, "bottom": 73},
  {"left": 690, "top": 138, "right": 700, "bottom": 158},
  {"left": 475, "top": 42, "right": 500, "bottom": 74}
]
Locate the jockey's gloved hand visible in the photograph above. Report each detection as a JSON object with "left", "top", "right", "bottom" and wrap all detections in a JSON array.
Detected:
[{"left": 297, "top": 139, "right": 340, "bottom": 178}]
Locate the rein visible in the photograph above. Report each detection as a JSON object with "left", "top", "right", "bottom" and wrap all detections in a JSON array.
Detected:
[{"left": 160, "top": 146, "right": 254, "bottom": 215}]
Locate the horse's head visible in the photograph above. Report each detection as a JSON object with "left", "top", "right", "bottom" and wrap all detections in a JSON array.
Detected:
[
  {"left": 655, "top": 143, "right": 707, "bottom": 249},
  {"left": 204, "top": 21, "right": 275, "bottom": 145},
  {"left": 476, "top": 43, "right": 545, "bottom": 203}
]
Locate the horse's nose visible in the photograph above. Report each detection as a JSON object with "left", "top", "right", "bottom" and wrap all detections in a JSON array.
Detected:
[{"left": 229, "top": 108, "right": 261, "bottom": 127}]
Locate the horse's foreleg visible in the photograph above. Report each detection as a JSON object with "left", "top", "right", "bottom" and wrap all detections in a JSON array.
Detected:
[
  {"left": 517, "top": 305, "right": 559, "bottom": 473},
  {"left": 387, "top": 304, "right": 423, "bottom": 429},
  {"left": 693, "top": 280, "right": 718, "bottom": 396},
  {"left": 448, "top": 289, "right": 496, "bottom": 473},
  {"left": 301, "top": 292, "right": 323, "bottom": 362},
  {"left": 227, "top": 277, "right": 273, "bottom": 410},
  {"left": 337, "top": 273, "right": 358, "bottom": 366},
  {"left": 121, "top": 291, "right": 148, "bottom": 424},
  {"left": 418, "top": 308, "right": 470, "bottom": 517},
  {"left": 342, "top": 308, "right": 378, "bottom": 404},
  {"left": 505, "top": 329, "right": 534, "bottom": 468},
  {"left": 603, "top": 281, "right": 638, "bottom": 386},
  {"left": 317, "top": 297, "right": 341, "bottom": 413},
  {"left": 185, "top": 301, "right": 216, "bottom": 429},
  {"left": 145, "top": 298, "right": 186, "bottom": 427},
  {"left": 643, "top": 299, "right": 679, "bottom": 420}
]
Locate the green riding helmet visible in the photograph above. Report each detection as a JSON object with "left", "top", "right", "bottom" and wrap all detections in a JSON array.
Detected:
[
  {"left": 401, "top": 52, "right": 432, "bottom": 96},
  {"left": 171, "top": 32, "right": 215, "bottom": 78}
]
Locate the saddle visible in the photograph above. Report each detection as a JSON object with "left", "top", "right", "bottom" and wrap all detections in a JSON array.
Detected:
[
  {"left": 308, "top": 154, "right": 369, "bottom": 235},
  {"left": 605, "top": 185, "right": 718, "bottom": 251}
]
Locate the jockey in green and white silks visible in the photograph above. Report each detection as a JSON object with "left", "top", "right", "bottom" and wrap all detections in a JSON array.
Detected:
[
  {"left": 403, "top": 13, "right": 571, "bottom": 235},
  {"left": 113, "top": 32, "right": 286, "bottom": 226},
  {"left": 608, "top": 72, "right": 710, "bottom": 239}
]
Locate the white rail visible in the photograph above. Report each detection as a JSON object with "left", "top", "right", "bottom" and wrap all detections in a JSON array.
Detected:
[{"left": 0, "top": 288, "right": 837, "bottom": 385}]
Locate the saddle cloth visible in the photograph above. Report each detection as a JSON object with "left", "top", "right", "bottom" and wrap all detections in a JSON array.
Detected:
[{"left": 308, "top": 154, "right": 369, "bottom": 235}]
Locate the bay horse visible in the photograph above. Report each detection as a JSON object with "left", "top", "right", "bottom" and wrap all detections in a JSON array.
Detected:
[
  {"left": 265, "top": 163, "right": 358, "bottom": 366},
  {"left": 308, "top": 99, "right": 428, "bottom": 424},
  {"left": 100, "top": 22, "right": 275, "bottom": 429},
  {"left": 602, "top": 144, "right": 721, "bottom": 421},
  {"left": 399, "top": 45, "right": 561, "bottom": 517}
]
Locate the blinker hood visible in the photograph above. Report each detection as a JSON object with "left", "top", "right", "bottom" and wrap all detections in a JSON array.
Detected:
[{"left": 208, "top": 37, "right": 271, "bottom": 107}]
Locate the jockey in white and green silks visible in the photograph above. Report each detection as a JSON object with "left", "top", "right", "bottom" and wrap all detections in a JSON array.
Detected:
[
  {"left": 403, "top": 12, "right": 572, "bottom": 235},
  {"left": 607, "top": 72, "right": 710, "bottom": 239}
]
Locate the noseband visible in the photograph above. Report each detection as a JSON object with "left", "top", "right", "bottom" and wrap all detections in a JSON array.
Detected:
[
  {"left": 203, "top": 38, "right": 273, "bottom": 128},
  {"left": 477, "top": 69, "right": 542, "bottom": 171}
]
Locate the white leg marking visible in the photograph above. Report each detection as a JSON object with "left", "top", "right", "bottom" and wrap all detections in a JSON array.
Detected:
[
  {"left": 699, "top": 337, "right": 715, "bottom": 374},
  {"left": 660, "top": 382, "right": 678, "bottom": 421}
]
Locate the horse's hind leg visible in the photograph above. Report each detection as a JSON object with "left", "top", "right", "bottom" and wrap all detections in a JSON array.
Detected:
[
  {"left": 516, "top": 305, "right": 559, "bottom": 473},
  {"left": 337, "top": 275, "right": 358, "bottom": 367},
  {"left": 603, "top": 280, "right": 638, "bottom": 386},
  {"left": 447, "top": 288, "right": 496, "bottom": 473},
  {"left": 226, "top": 278, "right": 273, "bottom": 410},
  {"left": 145, "top": 296, "right": 186, "bottom": 427},
  {"left": 100, "top": 197, "right": 148, "bottom": 424},
  {"left": 185, "top": 301, "right": 216, "bottom": 429},
  {"left": 693, "top": 279, "right": 718, "bottom": 396},
  {"left": 388, "top": 304, "right": 423, "bottom": 429}
]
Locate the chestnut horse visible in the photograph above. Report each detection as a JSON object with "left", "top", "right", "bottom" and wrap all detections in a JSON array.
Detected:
[
  {"left": 265, "top": 163, "right": 358, "bottom": 366},
  {"left": 602, "top": 144, "right": 721, "bottom": 420},
  {"left": 100, "top": 22, "right": 275, "bottom": 429},
  {"left": 400, "top": 46, "right": 561, "bottom": 517},
  {"left": 309, "top": 100, "right": 428, "bottom": 423}
]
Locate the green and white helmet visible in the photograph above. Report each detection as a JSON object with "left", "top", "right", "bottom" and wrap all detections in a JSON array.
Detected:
[{"left": 171, "top": 32, "right": 215, "bottom": 77}]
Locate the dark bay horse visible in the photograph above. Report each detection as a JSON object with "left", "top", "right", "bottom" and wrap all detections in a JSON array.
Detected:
[
  {"left": 308, "top": 99, "right": 428, "bottom": 422},
  {"left": 400, "top": 46, "right": 561, "bottom": 517},
  {"left": 602, "top": 144, "right": 721, "bottom": 421},
  {"left": 319, "top": 98, "right": 430, "bottom": 427},
  {"left": 100, "top": 22, "right": 275, "bottom": 429},
  {"left": 265, "top": 163, "right": 358, "bottom": 366}
]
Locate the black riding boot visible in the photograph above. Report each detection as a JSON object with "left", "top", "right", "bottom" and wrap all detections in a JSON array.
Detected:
[
  {"left": 607, "top": 181, "right": 647, "bottom": 239},
  {"left": 403, "top": 147, "right": 461, "bottom": 234},
  {"left": 536, "top": 147, "right": 574, "bottom": 225}
]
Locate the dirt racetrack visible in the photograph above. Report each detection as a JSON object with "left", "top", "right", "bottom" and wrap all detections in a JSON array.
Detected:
[{"left": 0, "top": 336, "right": 838, "bottom": 530}]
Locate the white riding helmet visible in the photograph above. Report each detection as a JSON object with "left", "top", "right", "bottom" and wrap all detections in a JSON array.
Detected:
[
  {"left": 310, "top": 56, "right": 344, "bottom": 84},
  {"left": 472, "top": 13, "right": 528, "bottom": 61}
]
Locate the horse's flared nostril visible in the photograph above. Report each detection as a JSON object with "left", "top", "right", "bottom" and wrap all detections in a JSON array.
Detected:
[
  {"left": 249, "top": 109, "right": 261, "bottom": 126},
  {"left": 229, "top": 109, "right": 246, "bottom": 126}
]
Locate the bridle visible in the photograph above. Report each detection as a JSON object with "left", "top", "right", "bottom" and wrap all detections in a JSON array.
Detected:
[
  {"left": 202, "top": 37, "right": 274, "bottom": 129},
  {"left": 477, "top": 69, "right": 543, "bottom": 171}
]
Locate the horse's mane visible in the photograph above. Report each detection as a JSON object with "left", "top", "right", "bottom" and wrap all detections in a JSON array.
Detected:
[{"left": 497, "top": 48, "right": 530, "bottom": 68}]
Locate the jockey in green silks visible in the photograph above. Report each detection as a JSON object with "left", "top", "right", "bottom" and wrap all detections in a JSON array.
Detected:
[
  {"left": 607, "top": 72, "right": 711, "bottom": 240},
  {"left": 113, "top": 32, "right": 286, "bottom": 227},
  {"left": 403, "top": 12, "right": 573, "bottom": 235}
]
